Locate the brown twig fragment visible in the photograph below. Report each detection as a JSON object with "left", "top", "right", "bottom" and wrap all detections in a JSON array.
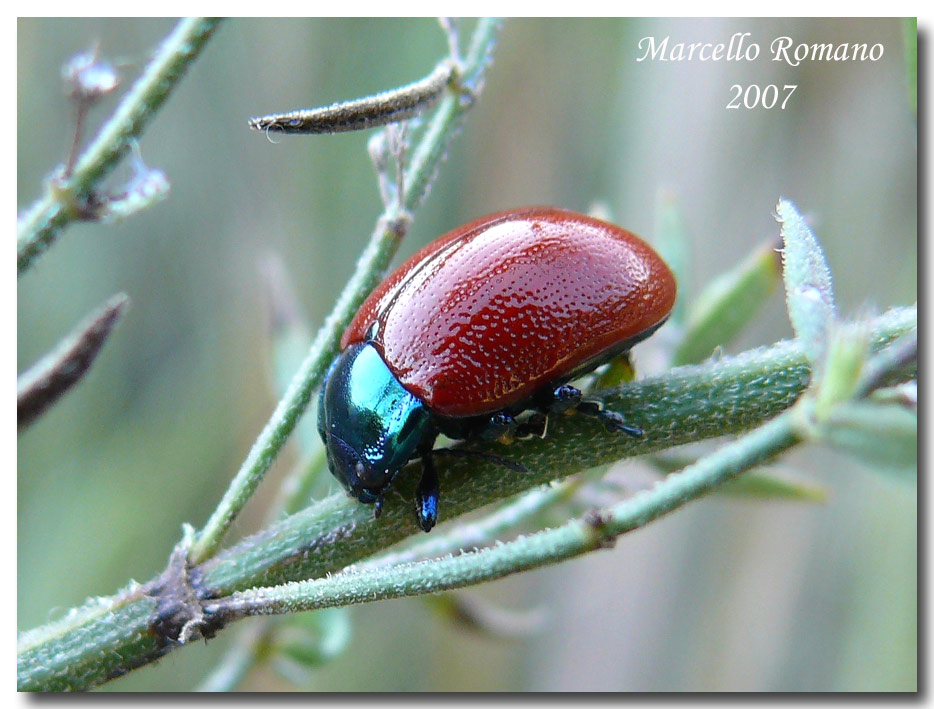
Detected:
[
  {"left": 17, "top": 293, "right": 129, "bottom": 430},
  {"left": 248, "top": 61, "right": 455, "bottom": 135}
]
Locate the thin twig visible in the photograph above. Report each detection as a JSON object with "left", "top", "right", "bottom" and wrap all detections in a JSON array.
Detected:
[
  {"left": 15, "top": 305, "right": 916, "bottom": 692},
  {"left": 855, "top": 329, "right": 918, "bottom": 398},
  {"left": 203, "top": 411, "right": 800, "bottom": 623},
  {"left": 17, "top": 293, "right": 129, "bottom": 430},
  {"left": 353, "top": 479, "right": 582, "bottom": 572},
  {"left": 248, "top": 61, "right": 454, "bottom": 135},
  {"left": 188, "top": 18, "right": 504, "bottom": 565},
  {"left": 17, "top": 18, "right": 222, "bottom": 276}
]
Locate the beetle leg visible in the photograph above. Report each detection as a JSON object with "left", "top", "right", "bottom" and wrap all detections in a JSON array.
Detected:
[
  {"left": 515, "top": 411, "right": 548, "bottom": 439},
  {"left": 373, "top": 494, "right": 384, "bottom": 519},
  {"left": 415, "top": 447, "right": 440, "bottom": 532},
  {"left": 575, "top": 399, "right": 644, "bottom": 438},
  {"left": 548, "top": 383, "right": 582, "bottom": 413},
  {"left": 546, "top": 384, "right": 644, "bottom": 438},
  {"left": 479, "top": 411, "right": 518, "bottom": 443}
]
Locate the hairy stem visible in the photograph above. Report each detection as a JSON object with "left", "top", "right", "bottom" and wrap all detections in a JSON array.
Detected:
[
  {"left": 207, "top": 412, "right": 799, "bottom": 620},
  {"left": 17, "top": 18, "right": 222, "bottom": 275},
  {"left": 188, "top": 18, "right": 503, "bottom": 564},
  {"left": 16, "top": 305, "right": 914, "bottom": 691},
  {"left": 194, "top": 308, "right": 914, "bottom": 595}
]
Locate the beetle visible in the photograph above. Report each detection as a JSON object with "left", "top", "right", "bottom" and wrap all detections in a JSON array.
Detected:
[{"left": 318, "top": 207, "right": 677, "bottom": 532}]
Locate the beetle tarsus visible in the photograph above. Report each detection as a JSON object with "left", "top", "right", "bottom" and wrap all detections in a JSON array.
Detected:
[
  {"left": 373, "top": 495, "right": 384, "bottom": 519},
  {"left": 416, "top": 449, "right": 440, "bottom": 532},
  {"left": 596, "top": 409, "right": 644, "bottom": 438},
  {"left": 574, "top": 400, "right": 644, "bottom": 438}
]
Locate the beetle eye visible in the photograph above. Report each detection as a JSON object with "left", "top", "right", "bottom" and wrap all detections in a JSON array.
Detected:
[
  {"left": 327, "top": 435, "right": 365, "bottom": 488},
  {"left": 328, "top": 432, "right": 394, "bottom": 493}
]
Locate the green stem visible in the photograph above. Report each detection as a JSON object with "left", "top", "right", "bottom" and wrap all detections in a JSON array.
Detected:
[
  {"left": 190, "top": 323, "right": 817, "bottom": 592},
  {"left": 193, "top": 23, "right": 506, "bottom": 687},
  {"left": 188, "top": 307, "right": 913, "bottom": 594},
  {"left": 356, "top": 477, "right": 582, "bottom": 572},
  {"left": 15, "top": 305, "right": 915, "bottom": 691},
  {"left": 16, "top": 18, "right": 222, "bottom": 275},
  {"left": 403, "top": 18, "right": 501, "bottom": 212},
  {"left": 208, "top": 413, "right": 799, "bottom": 619},
  {"left": 188, "top": 17, "right": 503, "bottom": 565}
]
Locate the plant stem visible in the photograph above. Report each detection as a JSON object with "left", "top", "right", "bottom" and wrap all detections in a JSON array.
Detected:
[
  {"left": 194, "top": 311, "right": 909, "bottom": 595},
  {"left": 15, "top": 305, "right": 915, "bottom": 691},
  {"left": 17, "top": 18, "right": 222, "bottom": 275},
  {"left": 194, "top": 22, "right": 505, "bottom": 680},
  {"left": 207, "top": 412, "right": 800, "bottom": 620},
  {"left": 355, "top": 479, "right": 581, "bottom": 572},
  {"left": 188, "top": 18, "right": 503, "bottom": 565},
  {"left": 190, "top": 307, "right": 912, "bottom": 595}
]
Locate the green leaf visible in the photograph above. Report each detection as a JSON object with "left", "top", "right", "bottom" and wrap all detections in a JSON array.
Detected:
[
  {"left": 718, "top": 470, "right": 828, "bottom": 502},
  {"left": 816, "top": 401, "right": 917, "bottom": 478},
  {"left": 673, "top": 241, "right": 781, "bottom": 365},
  {"left": 653, "top": 190, "right": 692, "bottom": 327},
  {"left": 272, "top": 607, "right": 352, "bottom": 669},
  {"left": 423, "top": 593, "right": 545, "bottom": 638},
  {"left": 813, "top": 322, "right": 870, "bottom": 419},
  {"left": 776, "top": 198, "right": 836, "bottom": 373},
  {"left": 591, "top": 352, "right": 636, "bottom": 390}
]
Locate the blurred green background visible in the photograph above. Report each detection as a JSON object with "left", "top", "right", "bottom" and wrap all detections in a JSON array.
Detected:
[{"left": 18, "top": 18, "right": 916, "bottom": 691}]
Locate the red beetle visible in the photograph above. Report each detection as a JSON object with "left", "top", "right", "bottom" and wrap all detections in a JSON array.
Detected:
[{"left": 318, "top": 207, "right": 677, "bottom": 531}]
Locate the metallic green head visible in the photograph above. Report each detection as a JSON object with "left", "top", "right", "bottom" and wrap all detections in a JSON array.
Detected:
[{"left": 318, "top": 343, "right": 432, "bottom": 510}]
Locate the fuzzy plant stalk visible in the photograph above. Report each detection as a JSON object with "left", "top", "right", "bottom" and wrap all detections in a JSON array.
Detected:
[
  {"left": 17, "top": 18, "right": 222, "bottom": 275},
  {"left": 189, "top": 306, "right": 916, "bottom": 594},
  {"left": 19, "top": 17, "right": 505, "bottom": 691},
  {"left": 188, "top": 17, "right": 504, "bottom": 564},
  {"left": 204, "top": 413, "right": 802, "bottom": 621},
  {"left": 16, "top": 302, "right": 915, "bottom": 691},
  {"left": 204, "top": 35, "right": 519, "bottom": 671},
  {"left": 17, "top": 18, "right": 915, "bottom": 693},
  {"left": 205, "top": 196, "right": 917, "bottom": 620}
]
